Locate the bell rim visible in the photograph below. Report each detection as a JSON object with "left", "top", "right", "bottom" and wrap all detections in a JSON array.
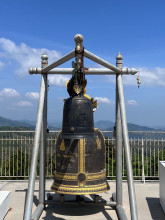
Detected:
[{"left": 51, "top": 184, "right": 110, "bottom": 195}]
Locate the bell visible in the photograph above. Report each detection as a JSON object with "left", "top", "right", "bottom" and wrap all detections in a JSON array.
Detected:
[{"left": 51, "top": 95, "right": 110, "bottom": 195}]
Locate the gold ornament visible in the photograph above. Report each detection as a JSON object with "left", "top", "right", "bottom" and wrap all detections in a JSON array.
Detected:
[
  {"left": 60, "top": 140, "right": 65, "bottom": 151},
  {"left": 73, "top": 85, "right": 82, "bottom": 94}
]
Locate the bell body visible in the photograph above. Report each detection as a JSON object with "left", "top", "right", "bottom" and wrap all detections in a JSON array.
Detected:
[
  {"left": 51, "top": 96, "right": 109, "bottom": 194},
  {"left": 51, "top": 128, "right": 109, "bottom": 194}
]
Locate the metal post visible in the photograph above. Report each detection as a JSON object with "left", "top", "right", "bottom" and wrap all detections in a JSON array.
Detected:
[
  {"left": 116, "top": 52, "right": 123, "bottom": 206},
  {"left": 117, "top": 71, "right": 138, "bottom": 220},
  {"left": 31, "top": 204, "right": 44, "bottom": 220},
  {"left": 141, "top": 138, "right": 145, "bottom": 183},
  {"left": 39, "top": 52, "right": 48, "bottom": 205},
  {"left": 116, "top": 205, "right": 128, "bottom": 220},
  {"left": 23, "top": 70, "right": 46, "bottom": 220}
]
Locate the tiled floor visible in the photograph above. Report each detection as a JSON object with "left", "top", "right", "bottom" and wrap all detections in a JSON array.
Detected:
[{"left": 1, "top": 180, "right": 165, "bottom": 220}]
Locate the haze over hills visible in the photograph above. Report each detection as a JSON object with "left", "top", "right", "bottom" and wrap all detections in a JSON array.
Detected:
[
  {"left": 94, "top": 121, "right": 163, "bottom": 131},
  {"left": 95, "top": 120, "right": 114, "bottom": 130},
  {"left": 0, "top": 116, "right": 34, "bottom": 130},
  {"left": 0, "top": 116, "right": 164, "bottom": 131}
]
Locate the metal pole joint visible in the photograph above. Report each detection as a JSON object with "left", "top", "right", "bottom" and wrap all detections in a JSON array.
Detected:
[{"left": 41, "top": 51, "right": 48, "bottom": 68}]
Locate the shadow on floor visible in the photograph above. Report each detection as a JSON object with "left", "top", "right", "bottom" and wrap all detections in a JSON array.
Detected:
[
  {"left": 146, "top": 197, "right": 165, "bottom": 220},
  {"left": 43, "top": 205, "right": 113, "bottom": 220},
  {"left": 24, "top": 193, "right": 114, "bottom": 219},
  {"left": 42, "top": 194, "right": 114, "bottom": 220}
]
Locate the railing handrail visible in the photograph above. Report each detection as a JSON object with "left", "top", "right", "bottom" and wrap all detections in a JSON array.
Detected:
[{"left": 0, "top": 130, "right": 165, "bottom": 134}]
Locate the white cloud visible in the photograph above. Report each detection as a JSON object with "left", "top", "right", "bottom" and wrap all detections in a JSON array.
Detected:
[
  {"left": 0, "top": 88, "right": 20, "bottom": 98},
  {"left": 17, "top": 101, "right": 33, "bottom": 107},
  {"left": 127, "top": 100, "right": 138, "bottom": 106},
  {"left": 0, "top": 61, "right": 5, "bottom": 70},
  {"left": 48, "top": 75, "right": 69, "bottom": 87},
  {"left": 138, "top": 67, "right": 165, "bottom": 87},
  {"left": 25, "top": 92, "right": 39, "bottom": 100},
  {"left": 2, "top": 37, "right": 165, "bottom": 88},
  {"left": 0, "top": 37, "right": 71, "bottom": 86},
  {"left": 107, "top": 67, "right": 165, "bottom": 87},
  {"left": 94, "top": 97, "right": 114, "bottom": 104},
  {"left": 0, "top": 38, "right": 61, "bottom": 77}
]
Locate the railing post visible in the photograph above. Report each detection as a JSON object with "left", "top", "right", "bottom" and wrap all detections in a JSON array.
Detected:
[
  {"left": 142, "top": 138, "right": 145, "bottom": 183},
  {"left": 116, "top": 52, "right": 123, "bottom": 206},
  {"left": 39, "top": 52, "right": 48, "bottom": 205}
]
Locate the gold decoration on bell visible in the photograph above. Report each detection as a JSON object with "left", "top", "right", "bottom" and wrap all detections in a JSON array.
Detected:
[
  {"left": 87, "top": 172, "right": 106, "bottom": 180},
  {"left": 51, "top": 182, "right": 109, "bottom": 195},
  {"left": 73, "top": 85, "right": 82, "bottom": 94},
  {"left": 60, "top": 140, "right": 65, "bottom": 151},
  {"left": 97, "top": 138, "right": 101, "bottom": 150},
  {"left": 55, "top": 172, "right": 77, "bottom": 180},
  {"left": 54, "top": 171, "right": 106, "bottom": 181},
  {"left": 79, "top": 139, "right": 85, "bottom": 173}
]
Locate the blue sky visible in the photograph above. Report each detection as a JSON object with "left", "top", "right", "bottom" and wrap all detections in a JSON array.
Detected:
[{"left": 0, "top": 0, "right": 165, "bottom": 127}]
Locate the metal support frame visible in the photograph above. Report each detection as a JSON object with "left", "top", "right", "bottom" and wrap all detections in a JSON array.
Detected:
[
  {"left": 39, "top": 52, "right": 48, "bottom": 206},
  {"left": 23, "top": 34, "right": 139, "bottom": 220},
  {"left": 29, "top": 67, "right": 138, "bottom": 75},
  {"left": 117, "top": 73, "right": 138, "bottom": 220},
  {"left": 115, "top": 52, "right": 123, "bottom": 208},
  {"left": 23, "top": 73, "right": 47, "bottom": 220}
]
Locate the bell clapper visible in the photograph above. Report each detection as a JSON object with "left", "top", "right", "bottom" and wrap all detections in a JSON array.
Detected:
[
  {"left": 60, "top": 194, "right": 65, "bottom": 204},
  {"left": 94, "top": 195, "right": 100, "bottom": 204},
  {"left": 79, "top": 196, "right": 85, "bottom": 206}
]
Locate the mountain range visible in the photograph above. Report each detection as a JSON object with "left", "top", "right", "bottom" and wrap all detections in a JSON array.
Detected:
[
  {"left": 0, "top": 116, "right": 164, "bottom": 131},
  {"left": 0, "top": 116, "right": 34, "bottom": 130}
]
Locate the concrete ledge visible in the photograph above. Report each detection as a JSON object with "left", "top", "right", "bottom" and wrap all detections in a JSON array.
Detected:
[{"left": 0, "top": 191, "right": 11, "bottom": 220}]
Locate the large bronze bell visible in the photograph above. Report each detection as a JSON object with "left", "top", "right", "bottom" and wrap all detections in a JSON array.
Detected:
[
  {"left": 51, "top": 95, "right": 110, "bottom": 195},
  {"left": 51, "top": 53, "right": 109, "bottom": 194}
]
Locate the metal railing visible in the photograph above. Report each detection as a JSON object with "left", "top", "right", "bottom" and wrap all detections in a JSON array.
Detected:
[{"left": 0, "top": 130, "right": 165, "bottom": 180}]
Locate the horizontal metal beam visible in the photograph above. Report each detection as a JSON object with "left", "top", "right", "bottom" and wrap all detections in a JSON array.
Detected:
[
  {"left": 84, "top": 49, "right": 122, "bottom": 73},
  {"left": 42, "top": 50, "right": 75, "bottom": 73},
  {"left": 45, "top": 200, "right": 117, "bottom": 207},
  {"left": 29, "top": 67, "right": 138, "bottom": 75}
]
